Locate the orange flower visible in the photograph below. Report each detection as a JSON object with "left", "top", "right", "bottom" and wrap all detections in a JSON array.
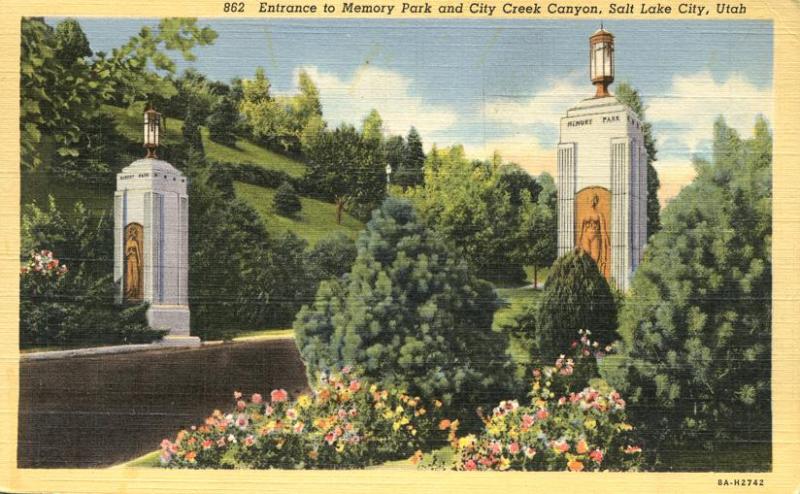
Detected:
[
  {"left": 576, "top": 439, "right": 589, "bottom": 454},
  {"left": 308, "top": 450, "right": 319, "bottom": 460},
  {"left": 185, "top": 451, "right": 197, "bottom": 463},
  {"left": 567, "top": 459, "right": 584, "bottom": 472},
  {"left": 438, "top": 419, "right": 452, "bottom": 430},
  {"left": 409, "top": 450, "right": 424, "bottom": 465}
]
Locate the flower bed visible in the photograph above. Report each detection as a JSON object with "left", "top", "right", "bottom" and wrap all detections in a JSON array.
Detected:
[
  {"left": 159, "top": 368, "right": 447, "bottom": 469},
  {"left": 450, "top": 331, "right": 644, "bottom": 472}
]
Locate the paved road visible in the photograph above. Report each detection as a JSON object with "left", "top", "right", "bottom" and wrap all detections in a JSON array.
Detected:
[{"left": 18, "top": 338, "right": 309, "bottom": 468}]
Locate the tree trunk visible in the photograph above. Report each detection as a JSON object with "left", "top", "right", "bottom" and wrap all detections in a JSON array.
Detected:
[
  {"left": 335, "top": 198, "right": 344, "bottom": 225},
  {"left": 533, "top": 265, "right": 538, "bottom": 289}
]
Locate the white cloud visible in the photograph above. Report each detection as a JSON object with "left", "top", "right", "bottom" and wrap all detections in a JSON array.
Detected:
[
  {"left": 648, "top": 71, "right": 772, "bottom": 156},
  {"left": 462, "top": 133, "right": 557, "bottom": 177},
  {"left": 653, "top": 159, "right": 697, "bottom": 208},
  {"left": 296, "top": 65, "right": 458, "bottom": 139},
  {"left": 483, "top": 72, "right": 586, "bottom": 128}
]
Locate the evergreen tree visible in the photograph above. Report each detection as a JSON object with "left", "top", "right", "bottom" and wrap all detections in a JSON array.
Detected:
[
  {"left": 273, "top": 181, "right": 302, "bottom": 217},
  {"left": 399, "top": 127, "right": 426, "bottom": 187},
  {"left": 616, "top": 82, "right": 661, "bottom": 237},
  {"left": 206, "top": 94, "right": 239, "bottom": 146},
  {"left": 294, "top": 198, "right": 515, "bottom": 421},
  {"left": 384, "top": 135, "right": 407, "bottom": 186},
  {"left": 182, "top": 105, "right": 205, "bottom": 156},
  {"left": 534, "top": 250, "right": 618, "bottom": 363},
  {"left": 617, "top": 117, "right": 772, "bottom": 459}
]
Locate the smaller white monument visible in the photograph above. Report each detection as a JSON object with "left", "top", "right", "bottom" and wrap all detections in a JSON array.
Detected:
[{"left": 114, "top": 107, "right": 196, "bottom": 344}]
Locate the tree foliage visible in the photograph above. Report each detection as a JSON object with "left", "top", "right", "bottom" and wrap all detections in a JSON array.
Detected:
[
  {"left": 294, "top": 198, "right": 515, "bottom": 421},
  {"left": 615, "top": 82, "right": 661, "bottom": 237},
  {"left": 240, "top": 68, "right": 323, "bottom": 154},
  {"left": 416, "top": 146, "right": 545, "bottom": 282},
  {"left": 616, "top": 117, "right": 772, "bottom": 457},
  {"left": 273, "top": 181, "right": 302, "bottom": 217},
  {"left": 304, "top": 123, "right": 386, "bottom": 224}
]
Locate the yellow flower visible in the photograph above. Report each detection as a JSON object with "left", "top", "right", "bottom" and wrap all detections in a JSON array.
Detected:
[
  {"left": 533, "top": 382, "right": 541, "bottom": 391},
  {"left": 297, "top": 395, "right": 311, "bottom": 409},
  {"left": 433, "top": 400, "right": 443, "bottom": 408},
  {"left": 619, "top": 423, "right": 633, "bottom": 431},
  {"left": 498, "top": 456, "right": 511, "bottom": 471},
  {"left": 370, "top": 384, "right": 378, "bottom": 393},
  {"left": 458, "top": 434, "right": 476, "bottom": 449},
  {"left": 336, "top": 442, "right": 345, "bottom": 453},
  {"left": 584, "top": 418, "right": 597, "bottom": 430},
  {"left": 395, "top": 405, "right": 404, "bottom": 414},
  {"left": 393, "top": 421, "right": 402, "bottom": 431},
  {"left": 383, "top": 410, "right": 395, "bottom": 420}
]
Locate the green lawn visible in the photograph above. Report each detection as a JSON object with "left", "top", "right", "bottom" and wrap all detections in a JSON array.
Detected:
[
  {"left": 105, "top": 104, "right": 306, "bottom": 177},
  {"left": 234, "top": 181, "right": 365, "bottom": 246}
]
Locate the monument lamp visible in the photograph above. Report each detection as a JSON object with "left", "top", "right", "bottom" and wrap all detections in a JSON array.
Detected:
[
  {"left": 589, "top": 26, "right": 614, "bottom": 98},
  {"left": 143, "top": 106, "right": 162, "bottom": 158}
]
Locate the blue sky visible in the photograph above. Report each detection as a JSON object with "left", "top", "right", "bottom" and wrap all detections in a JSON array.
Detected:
[{"left": 64, "top": 18, "right": 773, "bottom": 203}]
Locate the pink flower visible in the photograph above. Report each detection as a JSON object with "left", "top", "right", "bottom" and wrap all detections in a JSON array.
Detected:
[
  {"left": 202, "top": 439, "right": 213, "bottom": 450},
  {"left": 465, "top": 459, "right": 477, "bottom": 471},
  {"left": 293, "top": 421, "right": 305, "bottom": 433},
  {"left": 286, "top": 408, "right": 298, "bottom": 420},
  {"left": 216, "top": 437, "right": 226, "bottom": 447},
  {"left": 324, "top": 432, "right": 336, "bottom": 445},
  {"left": 271, "top": 389, "right": 288, "bottom": 403},
  {"left": 590, "top": 449, "right": 604, "bottom": 463},
  {"left": 342, "top": 365, "right": 352, "bottom": 374},
  {"left": 490, "top": 441, "right": 502, "bottom": 455},
  {"left": 349, "top": 380, "right": 361, "bottom": 392},
  {"left": 558, "top": 396, "right": 567, "bottom": 406},
  {"left": 233, "top": 391, "right": 242, "bottom": 400},
  {"left": 236, "top": 413, "right": 249, "bottom": 428},
  {"left": 244, "top": 435, "right": 255, "bottom": 447},
  {"left": 521, "top": 414, "right": 534, "bottom": 430},
  {"left": 251, "top": 393, "right": 263, "bottom": 404},
  {"left": 349, "top": 407, "right": 358, "bottom": 417},
  {"left": 508, "top": 442, "right": 520, "bottom": 455},
  {"left": 535, "top": 408, "right": 549, "bottom": 420},
  {"left": 524, "top": 447, "right": 537, "bottom": 459},
  {"left": 553, "top": 440, "right": 569, "bottom": 454},
  {"left": 532, "top": 369, "right": 541, "bottom": 378},
  {"left": 624, "top": 445, "right": 642, "bottom": 454},
  {"left": 160, "top": 439, "right": 172, "bottom": 450},
  {"left": 265, "top": 405, "right": 273, "bottom": 416}
]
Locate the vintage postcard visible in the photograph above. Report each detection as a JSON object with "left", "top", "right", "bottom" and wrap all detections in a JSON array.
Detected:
[{"left": 1, "top": 0, "right": 799, "bottom": 492}]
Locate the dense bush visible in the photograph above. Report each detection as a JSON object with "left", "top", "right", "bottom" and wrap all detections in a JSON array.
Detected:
[
  {"left": 273, "top": 181, "right": 302, "bottom": 217},
  {"left": 207, "top": 162, "right": 303, "bottom": 195},
  {"left": 20, "top": 249, "right": 163, "bottom": 348},
  {"left": 304, "top": 232, "right": 357, "bottom": 284},
  {"left": 158, "top": 368, "right": 447, "bottom": 469},
  {"left": 450, "top": 332, "right": 642, "bottom": 472},
  {"left": 533, "top": 250, "right": 619, "bottom": 363},
  {"left": 617, "top": 117, "right": 772, "bottom": 458},
  {"left": 20, "top": 198, "right": 163, "bottom": 348},
  {"left": 206, "top": 94, "right": 240, "bottom": 147},
  {"left": 295, "top": 198, "right": 516, "bottom": 424},
  {"left": 187, "top": 160, "right": 315, "bottom": 339}
]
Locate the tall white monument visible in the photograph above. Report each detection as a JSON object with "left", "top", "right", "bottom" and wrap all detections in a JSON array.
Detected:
[
  {"left": 114, "top": 107, "right": 195, "bottom": 342},
  {"left": 557, "top": 27, "right": 647, "bottom": 292}
]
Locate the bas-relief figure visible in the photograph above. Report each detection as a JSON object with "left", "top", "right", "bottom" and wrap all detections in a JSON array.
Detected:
[
  {"left": 576, "top": 188, "right": 611, "bottom": 279},
  {"left": 124, "top": 223, "right": 143, "bottom": 301}
]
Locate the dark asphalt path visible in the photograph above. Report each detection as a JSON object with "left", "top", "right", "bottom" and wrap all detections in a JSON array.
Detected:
[{"left": 18, "top": 338, "right": 309, "bottom": 468}]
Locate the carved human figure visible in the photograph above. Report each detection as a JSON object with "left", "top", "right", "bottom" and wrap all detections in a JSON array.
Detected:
[
  {"left": 578, "top": 193, "right": 611, "bottom": 276},
  {"left": 124, "top": 224, "right": 143, "bottom": 300}
]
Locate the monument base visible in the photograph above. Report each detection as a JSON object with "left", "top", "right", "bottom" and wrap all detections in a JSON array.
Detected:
[
  {"left": 147, "top": 304, "right": 191, "bottom": 337},
  {"left": 158, "top": 335, "right": 202, "bottom": 348}
]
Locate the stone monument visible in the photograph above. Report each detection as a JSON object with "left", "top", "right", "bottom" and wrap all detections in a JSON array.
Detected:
[
  {"left": 557, "top": 27, "right": 648, "bottom": 291},
  {"left": 114, "top": 106, "right": 197, "bottom": 344}
]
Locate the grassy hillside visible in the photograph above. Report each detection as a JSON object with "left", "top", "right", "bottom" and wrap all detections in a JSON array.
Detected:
[
  {"left": 105, "top": 104, "right": 307, "bottom": 178},
  {"left": 234, "top": 181, "right": 364, "bottom": 246}
]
